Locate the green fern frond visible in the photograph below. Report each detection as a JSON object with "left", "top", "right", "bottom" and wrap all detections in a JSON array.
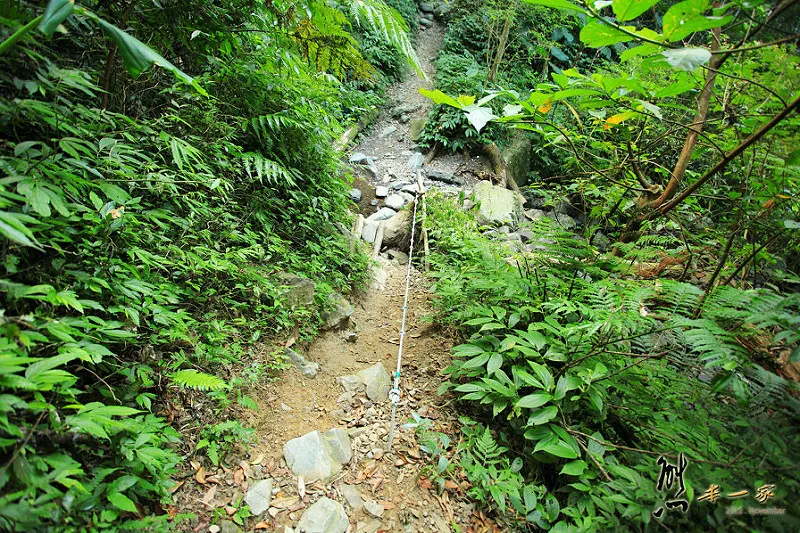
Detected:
[
  {"left": 171, "top": 369, "right": 227, "bottom": 391},
  {"left": 345, "top": 0, "right": 424, "bottom": 78},
  {"left": 242, "top": 152, "right": 298, "bottom": 187},
  {"left": 247, "top": 113, "right": 305, "bottom": 140}
]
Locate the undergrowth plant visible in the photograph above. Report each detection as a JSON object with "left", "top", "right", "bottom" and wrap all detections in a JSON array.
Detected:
[
  {"left": 426, "top": 192, "right": 800, "bottom": 531},
  {"left": 0, "top": 0, "right": 411, "bottom": 529}
]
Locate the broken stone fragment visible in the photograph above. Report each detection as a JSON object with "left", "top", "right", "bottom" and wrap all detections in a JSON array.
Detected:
[
  {"left": 285, "top": 348, "right": 319, "bottom": 379},
  {"left": 296, "top": 497, "right": 349, "bottom": 533},
  {"left": 244, "top": 478, "right": 273, "bottom": 516},
  {"left": 357, "top": 363, "right": 391, "bottom": 403},
  {"left": 321, "top": 293, "right": 354, "bottom": 330},
  {"left": 283, "top": 429, "right": 352, "bottom": 482}
]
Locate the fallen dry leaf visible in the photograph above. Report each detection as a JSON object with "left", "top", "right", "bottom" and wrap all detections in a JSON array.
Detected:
[
  {"left": 418, "top": 477, "right": 433, "bottom": 490},
  {"left": 255, "top": 522, "right": 270, "bottom": 530},
  {"left": 190, "top": 459, "right": 201, "bottom": 471},
  {"left": 271, "top": 497, "right": 299, "bottom": 509},
  {"left": 202, "top": 485, "right": 217, "bottom": 505},
  {"left": 195, "top": 466, "right": 206, "bottom": 484},
  {"left": 225, "top": 506, "right": 237, "bottom": 516},
  {"left": 167, "top": 480, "right": 185, "bottom": 494},
  {"left": 251, "top": 453, "right": 265, "bottom": 465},
  {"left": 233, "top": 468, "right": 245, "bottom": 485},
  {"left": 444, "top": 480, "right": 459, "bottom": 490},
  {"left": 407, "top": 448, "right": 421, "bottom": 460}
]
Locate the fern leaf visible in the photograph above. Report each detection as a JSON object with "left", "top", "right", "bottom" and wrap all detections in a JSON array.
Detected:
[
  {"left": 171, "top": 369, "right": 226, "bottom": 391},
  {"left": 346, "top": 0, "right": 424, "bottom": 78}
]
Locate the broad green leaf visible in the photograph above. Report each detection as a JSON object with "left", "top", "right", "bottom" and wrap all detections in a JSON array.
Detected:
[
  {"left": 620, "top": 43, "right": 661, "bottom": 61},
  {"left": 588, "top": 387, "right": 604, "bottom": 412},
  {"left": 515, "top": 368, "right": 544, "bottom": 389},
  {"left": 789, "top": 346, "right": 800, "bottom": 363},
  {"left": 107, "top": 491, "right": 137, "bottom": 512},
  {"left": 785, "top": 149, "right": 800, "bottom": 166},
  {"left": 662, "top": 0, "right": 731, "bottom": 42},
  {"left": 517, "top": 393, "right": 552, "bottom": 409},
  {"left": 420, "top": 88, "right": 462, "bottom": 109},
  {"left": 560, "top": 459, "right": 588, "bottom": 475},
  {"left": 0, "top": 211, "right": 42, "bottom": 249},
  {"left": 542, "top": 440, "right": 579, "bottom": 458},
  {"left": 637, "top": 99, "right": 662, "bottom": 119},
  {"left": 580, "top": 21, "right": 636, "bottom": 47},
  {"left": 463, "top": 352, "right": 492, "bottom": 368},
  {"left": 499, "top": 336, "right": 517, "bottom": 352},
  {"left": 612, "top": 0, "right": 660, "bottom": 21},
  {"left": 662, "top": 47, "right": 711, "bottom": 71},
  {"left": 95, "top": 19, "right": 207, "bottom": 96},
  {"left": 487, "top": 352, "right": 504, "bottom": 375},
  {"left": 453, "top": 343, "right": 486, "bottom": 357},
  {"left": 523, "top": 0, "right": 588, "bottom": 13},
  {"left": 457, "top": 95, "right": 476, "bottom": 106},
  {"left": 463, "top": 104, "right": 498, "bottom": 133},
  {"left": 655, "top": 77, "right": 695, "bottom": 97},
  {"left": 454, "top": 383, "right": 485, "bottom": 393},
  {"left": 529, "top": 362, "right": 554, "bottom": 391},
  {"left": 39, "top": 0, "right": 74, "bottom": 37},
  {"left": 527, "top": 405, "right": 559, "bottom": 425}
]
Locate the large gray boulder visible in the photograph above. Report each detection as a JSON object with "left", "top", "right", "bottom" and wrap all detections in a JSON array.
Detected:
[
  {"left": 366, "top": 207, "right": 397, "bottom": 222},
  {"left": 407, "top": 152, "right": 424, "bottom": 170},
  {"left": 357, "top": 363, "right": 392, "bottom": 403},
  {"left": 501, "top": 133, "right": 532, "bottom": 187},
  {"left": 384, "top": 194, "right": 405, "bottom": 211},
  {"left": 321, "top": 293, "right": 354, "bottom": 330},
  {"left": 473, "top": 180, "right": 523, "bottom": 226},
  {"left": 545, "top": 211, "right": 577, "bottom": 230},
  {"left": 382, "top": 209, "right": 411, "bottom": 249},
  {"left": 361, "top": 220, "right": 380, "bottom": 243},
  {"left": 278, "top": 273, "right": 315, "bottom": 308},
  {"left": 297, "top": 497, "right": 349, "bottom": 533},
  {"left": 283, "top": 429, "right": 352, "bottom": 482}
]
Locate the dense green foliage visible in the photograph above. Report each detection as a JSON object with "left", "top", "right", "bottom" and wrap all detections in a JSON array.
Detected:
[
  {"left": 417, "top": 0, "right": 800, "bottom": 530},
  {"left": 426, "top": 192, "right": 800, "bottom": 531},
  {"left": 0, "top": 0, "right": 416, "bottom": 530}
]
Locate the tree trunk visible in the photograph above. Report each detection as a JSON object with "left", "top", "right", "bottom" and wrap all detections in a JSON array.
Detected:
[
  {"left": 487, "top": 0, "right": 519, "bottom": 83},
  {"left": 483, "top": 142, "right": 526, "bottom": 205},
  {"left": 648, "top": 24, "right": 722, "bottom": 207}
]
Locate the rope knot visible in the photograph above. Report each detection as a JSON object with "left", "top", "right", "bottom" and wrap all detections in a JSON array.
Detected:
[{"left": 389, "top": 388, "right": 401, "bottom": 405}]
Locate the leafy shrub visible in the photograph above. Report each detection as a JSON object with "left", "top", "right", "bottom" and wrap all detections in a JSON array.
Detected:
[
  {"left": 0, "top": 0, "right": 408, "bottom": 529},
  {"left": 426, "top": 193, "right": 800, "bottom": 531}
]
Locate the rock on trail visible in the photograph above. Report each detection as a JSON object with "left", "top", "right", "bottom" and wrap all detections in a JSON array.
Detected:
[{"left": 283, "top": 429, "right": 352, "bottom": 482}]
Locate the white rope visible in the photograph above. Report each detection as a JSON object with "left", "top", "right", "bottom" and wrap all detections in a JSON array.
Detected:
[{"left": 386, "top": 173, "right": 424, "bottom": 451}]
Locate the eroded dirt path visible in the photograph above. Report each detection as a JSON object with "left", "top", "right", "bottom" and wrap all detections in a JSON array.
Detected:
[
  {"left": 173, "top": 18, "right": 485, "bottom": 533},
  {"left": 248, "top": 260, "right": 462, "bottom": 532},
  {"left": 239, "top": 21, "right": 475, "bottom": 533}
]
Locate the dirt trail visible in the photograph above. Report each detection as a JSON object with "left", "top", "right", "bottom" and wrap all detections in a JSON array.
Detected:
[
  {"left": 240, "top": 21, "right": 474, "bottom": 533},
  {"left": 248, "top": 259, "right": 461, "bottom": 532}
]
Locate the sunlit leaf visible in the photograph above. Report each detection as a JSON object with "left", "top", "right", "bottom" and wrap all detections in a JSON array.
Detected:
[
  {"left": 662, "top": 47, "right": 711, "bottom": 71},
  {"left": 419, "top": 88, "right": 462, "bottom": 109},
  {"left": 612, "top": 0, "right": 661, "bottom": 21},
  {"left": 39, "top": 0, "right": 74, "bottom": 37},
  {"left": 662, "top": 0, "right": 732, "bottom": 42},
  {"left": 94, "top": 18, "right": 208, "bottom": 96},
  {"left": 523, "top": 0, "right": 588, "bottom": 13},
  {"left": 463, "top": 104, "right": 498, "bottom": 133}
]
